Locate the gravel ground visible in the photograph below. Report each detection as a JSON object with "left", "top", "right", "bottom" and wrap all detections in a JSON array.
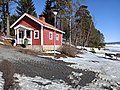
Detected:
[{"left": 0, "top": 45, "right": 96, "bottom": 88}]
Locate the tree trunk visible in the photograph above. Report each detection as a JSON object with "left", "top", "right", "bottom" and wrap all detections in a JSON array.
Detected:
[
  {"left": 84, "top": 21, "right": 93, "bottom": 47},
  {"left": 6, "top": 0, "right": 10, "bottom": 36},
  {"left": 69, "top": 15, "right": 72, "bottom": 47}
]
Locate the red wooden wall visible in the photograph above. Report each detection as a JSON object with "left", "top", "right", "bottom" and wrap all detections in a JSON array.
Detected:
[{"left": 43, "top": 27, "right": 62, "bottom": 45}]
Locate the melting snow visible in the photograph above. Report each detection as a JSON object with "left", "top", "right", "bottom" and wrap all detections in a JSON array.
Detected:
[
  {"left": 1, "top": 44, "right": 120, "bottom": 89},
  {"left": 0, "top": 41, "right": 4, "bottom": 45},
  {"left": 0, "top": 72, "right": 4, "bottom": 90},
  {"left": 56, "top": 45, "right": 120, "bottom": 89},
  {"left": 14, "top": 74, "right": 72, "bottom": 90}
]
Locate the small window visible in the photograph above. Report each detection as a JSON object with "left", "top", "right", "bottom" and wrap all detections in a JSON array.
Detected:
[
  {"left": 34, "top": 30, "right": 39, "bottom": 39},
  {"left": 56, "top": 34, "right": 59, "bottom": 40},
  {"left": 49, "top": 32, "right": 52, "bottom": 40}
]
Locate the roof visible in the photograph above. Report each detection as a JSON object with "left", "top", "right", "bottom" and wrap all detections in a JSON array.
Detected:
[{"left": 10, "top": 13, "right": 65, "bottom": 33}]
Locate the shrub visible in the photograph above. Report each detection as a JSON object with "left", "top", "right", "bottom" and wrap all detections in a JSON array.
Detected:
[
  {"left": 59, "top": 45, "right": 78, "bottom": 57},
  {"left": 90, "top": 48, "right": 96, "bottom": 53}
]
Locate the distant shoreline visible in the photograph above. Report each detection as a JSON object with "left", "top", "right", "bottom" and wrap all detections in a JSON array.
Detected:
[{"left": 105, "top": 42, "right": 120, "bottom": 44}]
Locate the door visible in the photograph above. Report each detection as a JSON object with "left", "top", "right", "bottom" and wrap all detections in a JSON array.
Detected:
[
  {"left": 26, "top": 30, "right": 32, "bottom": 45},
  {"left": 19, "top": 31, "right": 24, "bottom": 44}
]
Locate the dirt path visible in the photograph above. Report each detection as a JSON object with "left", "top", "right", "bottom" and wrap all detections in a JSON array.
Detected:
[{"left": 0, "top": 45, "right": 96, "bottom": 88}]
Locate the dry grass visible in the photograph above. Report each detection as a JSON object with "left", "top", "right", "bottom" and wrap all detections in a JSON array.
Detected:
[
  {"left": 59, "top": 45, "right": 78, "bottom": 57},
  {"left": 17, "top": 48, "right": 42, "bottom": 56},
  {"left": 0, "top": 39, "right": 12, "bottom": 45}
]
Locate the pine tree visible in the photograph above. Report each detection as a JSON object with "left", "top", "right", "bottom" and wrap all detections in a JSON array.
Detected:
[
  {"left": 41, "top": 0, "right": 55, "bottom": 26},
  {"left": 16, "top": 0, "right": 37, "bottom": 17},
  {"left": 73, "top": 5, "right": 104, "bottom": 47},
  {"left": 0, "top": 0, "right": 6, "bottom": 33},
  {"left": 74, "top": 5, "right": 92, "bottom": 46}
]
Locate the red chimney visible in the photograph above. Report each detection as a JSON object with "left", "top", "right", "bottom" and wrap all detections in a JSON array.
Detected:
[{"left": 39, "top": 16, "right": 45, "bottom": 22}]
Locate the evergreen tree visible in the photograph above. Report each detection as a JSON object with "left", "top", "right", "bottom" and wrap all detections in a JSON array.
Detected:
[
  {"left": 42, "top": 0, "right": 74, "bottom": 43},
  {"left": 0, "top": 0, "right": 6, "bottom": 33},
  {"left": 10, "top": 14, "right": 19, "bottom": 35},
  {"left": 74, "top": 5, "right": 92, "bottom": 46},
  {"left": 16, "top": 0, "right": 37, "bottom": 17},
  {"left": 41, "top": 0, "right": 55, "bottom": 26},
  {"left": 73, "top": 5, "right": 104, "bottom": 47},
  {"left": 42, "top": 0, "right": 105, "bottom": 47}
]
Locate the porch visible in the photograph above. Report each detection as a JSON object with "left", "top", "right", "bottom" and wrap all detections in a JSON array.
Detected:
[{"left": 14, "top": 25, "right": 33, "bottom": 45}]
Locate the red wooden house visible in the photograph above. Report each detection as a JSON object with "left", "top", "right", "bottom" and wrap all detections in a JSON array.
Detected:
[{"left": 10, "top": 13, "right": 64, "bottom": 51}]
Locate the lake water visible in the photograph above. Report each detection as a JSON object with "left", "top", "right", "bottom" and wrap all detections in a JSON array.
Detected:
[{"left": 105, "top": 44, "right": 120, "bottom": 53}]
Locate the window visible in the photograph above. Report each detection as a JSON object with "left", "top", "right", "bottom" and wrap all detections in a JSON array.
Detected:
[
  {"left": 49, "top": 32, "right": 52, "bottom": 40},
  {"left": 56, "top": 34, "right": 59, "bottom": 40},
  {"left": 34, "top": 30, "right": 39, "bottom": 39}
]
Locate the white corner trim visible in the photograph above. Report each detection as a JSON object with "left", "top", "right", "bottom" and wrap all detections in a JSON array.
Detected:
[
  {"left": 56, "top": 34, "right": 59, "bottom": 40},
  {"left": 61, "top": 34, "right": 63, "bottom": 45},
  {"left": 41, "top": 25, "right": 43, "bottom": 45},
  {"left": 14, "top": 24, "right": 33, "bottom": 30}
]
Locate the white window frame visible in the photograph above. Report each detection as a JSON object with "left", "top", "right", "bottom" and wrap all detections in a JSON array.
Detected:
[
  {"left": 34, "top": 30, "right": 39, "bottom": 39},
  {"left": 49, "top": 32, "right": 53, "bottom": 40},
  {"left": 56, "top": 34, "right": 59, "bottom": 40}
]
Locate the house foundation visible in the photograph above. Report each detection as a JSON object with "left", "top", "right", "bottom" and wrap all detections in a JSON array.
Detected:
[{"left": 26, "top": 45, "right": 61, "bottom": 52}]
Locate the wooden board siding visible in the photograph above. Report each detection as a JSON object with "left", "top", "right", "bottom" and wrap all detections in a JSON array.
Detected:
[
  {"left": 32, "top": 30, "right": 41, "bottom": 45},
  {"left": 16, "top": 16, "right": 41, "bottom": 30},
  {"left": 43, "top": 27, "right": 62, "bottom": 45},
  {"left": 56, "top": 32, "right": 62, "bottom": 45}
]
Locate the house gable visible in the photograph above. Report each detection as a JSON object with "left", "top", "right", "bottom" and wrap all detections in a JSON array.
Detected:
[
  {"left": 10, "top": 13, "right": 65, "bottom": 34},
  {"left": 16, "top": 16, "right": 41, "bottom": 30}
]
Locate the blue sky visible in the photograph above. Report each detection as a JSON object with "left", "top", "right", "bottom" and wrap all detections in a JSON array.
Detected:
[
  {"left": 12, "top": 0, "right": 120, "bottom": 42},
  {"left": 85, "top": 0, "right": 120, "bottom": 42}
]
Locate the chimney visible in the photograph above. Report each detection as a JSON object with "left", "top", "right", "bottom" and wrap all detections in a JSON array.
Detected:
[{"left": 39, "top": 15, "right": 45, "bottom": 22}]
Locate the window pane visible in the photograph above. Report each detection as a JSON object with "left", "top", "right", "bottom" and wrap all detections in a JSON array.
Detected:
[
  {"left": 56, "top": 34, "right": 59, "bottom": 40},
  {"left": 35, "top": 32, "right": 38, "bottom": 37},
  {"left": 34, "top": 30, "right": 39, "bottom": 39},
  {"left": 49, "top": 32, "right": 52, "bottom": 40},
  {"left": 50, "top": 33, "right": 52, "bottom": 38}
]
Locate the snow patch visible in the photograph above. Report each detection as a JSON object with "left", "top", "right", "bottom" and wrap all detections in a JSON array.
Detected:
[
  {"left": 38, "top": 55, "right": 55, "bottom": 59},
  {"left": 0, "top": 36, "right": 13, "bottom": 40},
  {"left": 0, "top": 41, "right": 4, "bottom": 45},
  {"left": 56, "top": 45, "right": 120, "bottom": 89},
  {"left": 14, "top": 74, "right": 72, "bottom": 90},
  {"left": 0, "top": 72, "right": 4, "bottom": 90},
  {"left": 44, "top": 51, "right": 61, "bottom": 54}
]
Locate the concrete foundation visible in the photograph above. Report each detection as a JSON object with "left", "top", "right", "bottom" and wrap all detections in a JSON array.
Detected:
[{"left": 26, "top": 45, "right": 61, "bottom": 52}]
